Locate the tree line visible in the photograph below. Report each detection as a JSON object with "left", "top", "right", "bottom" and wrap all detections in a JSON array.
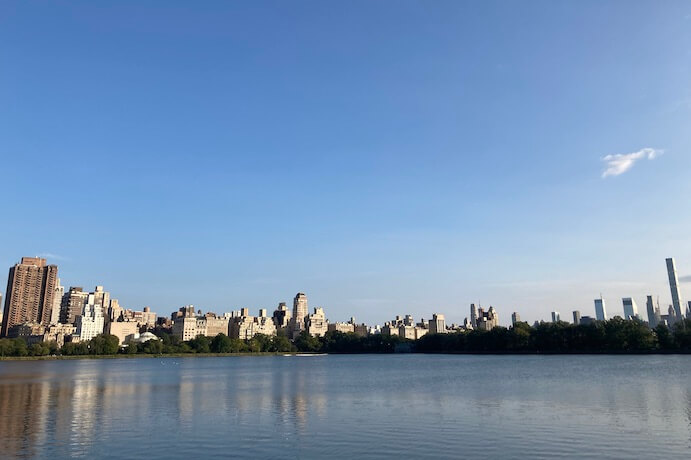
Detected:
[
  {"left": 414, "top": 318, "right": 691, "bottom": 353},
  {"left": 1, "top": 318, "right": 690, "bottom": 357}
]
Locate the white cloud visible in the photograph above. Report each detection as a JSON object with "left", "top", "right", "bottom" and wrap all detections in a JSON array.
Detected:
[
  {"left": 36, "top": 252, "right": 70, "bottom": 261},
  {"left": 601, "top": 147, "right": 663, "bottom": 178}
]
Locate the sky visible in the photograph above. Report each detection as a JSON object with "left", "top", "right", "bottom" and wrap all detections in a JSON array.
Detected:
[{"left": 1, "top": 0, "right": 690, "bottom": 326}]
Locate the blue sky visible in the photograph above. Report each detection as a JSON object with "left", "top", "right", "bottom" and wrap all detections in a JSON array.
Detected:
[{"left": 1, "top": 0, "right": 690, "bottom": 325}]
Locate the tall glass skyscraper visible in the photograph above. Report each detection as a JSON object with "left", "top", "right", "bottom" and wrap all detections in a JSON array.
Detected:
[
  {"left": 594, "top": 297, "right": 607, "bottom": 321},
  {"left": 666, "top": 258, "right": 684, "bottom": 321},
  {"left": 622, "top": 298, "right": 638, "bottom": 320}
]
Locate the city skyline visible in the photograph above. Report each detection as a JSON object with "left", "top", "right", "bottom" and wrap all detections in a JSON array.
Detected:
[
  {"left": 2, "top": 2, "right": 690, "bottom": 325},
  {"left": 1, "top": 254, "right": 687, "bottom": 327}
]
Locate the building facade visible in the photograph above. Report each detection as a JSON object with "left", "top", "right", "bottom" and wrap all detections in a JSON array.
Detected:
[
  {"left": 622, "top": 298, "right": 639, "bottom": 320},
  {"left": 646, "top": 296, "right": 661, "bottom": 328},
  {"left": 2, "top": 257, "right": 59, "bottom": 336},
  {"left": 107, "top": 321, "right": 139, "bottom": 345},
  {"left": 666, "top": 258, "right": 684, "bottom": 321},
  {"left": 476, "top": 307, "right": 499, "bottom": 331},
  {"left": 594, "top": 297, "right": 607, "bottom": 321},
  {"left": 60, "top": 287, "right": 88, "bottom": 325},
  {"left": 75, "top": 303, "right": 105, "bottom": 341},
  {"left": 290, "top": 293, "right": 309, "bottom": 338},
  {"left": 229, "top": 310, "right": 277, "bottom": 340},
  {"left": 511, "top": 312, "right": 521, "bottom": 326},
  {"left": 306, "top": 307, "right": 328, "bottom": 337},
  {"left": 429, "top": 313, "right": 446, "bottom": 334}
]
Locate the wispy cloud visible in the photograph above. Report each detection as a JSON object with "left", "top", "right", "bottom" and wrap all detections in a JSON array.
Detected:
[
  {"left": 36, "top": 252, "right": 70, "bottom": 261},
  {"left": 679, "top": 275, "right": 691, "bottom": 283},
  {"left": 601, "top": 147, "right": 663, "bottom": 178}
]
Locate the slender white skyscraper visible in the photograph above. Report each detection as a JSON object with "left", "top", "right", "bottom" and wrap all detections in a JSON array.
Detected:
[
  {"left": 594, "top": 297, "right": 607, "bottom": 321},
  {"left": 622, "top": 298, "right": 638, "bottom": 320},
  {"left": 666, "top": 258, "right": 684, "bottom": 321}
]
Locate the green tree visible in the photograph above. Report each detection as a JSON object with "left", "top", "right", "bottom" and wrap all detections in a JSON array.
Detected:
[
  {"left": 61, "top": 341, "right": 89, "bottom": 355},
  {"left": 672, "top": 319, "right": 691, "bottom": 350},
  {"left": 141, "top": 339, "right": 163, "bottom": 354},
  {"left": 188, "top": 335, "right": 211, "bottom": 353},
  {"left": 12, "top": 338, "right": 28, "bottom": 357},
  {"left": 211, "top": 333, "right": 232, "bottom": 353},
  {"left": 29, "top": 343, "right": 50, "bottom": 356},
  {"left": 271, "top": 335, "right": 294, "bottom": 352},
  {"left": 248, "top": 334, "right": 272, "bottom": 352},
  {"left": 0, "top": 339, "right": 14, "bottom": 357},
  {"left": 294, "top": 331, "right": 322, "bottom": 352}
]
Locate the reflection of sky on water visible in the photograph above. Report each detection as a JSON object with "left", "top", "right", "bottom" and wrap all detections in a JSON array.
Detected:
[{"left": 0, "top": 355, "right": 689, "bottom": 458}]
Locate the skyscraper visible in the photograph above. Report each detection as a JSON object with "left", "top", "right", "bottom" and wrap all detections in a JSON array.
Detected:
[
  {"left": 429, "top": 313, "right": 447, "bottom": 334},
  {"left": 551, "top": 311, "right": 560, "bottom": 323},
  {"left": 49, "top": 279, "right": 64, "bottom": 325},
  {"left": 291, "top": 292, "right": 308, "bottom": 338},
  {"left": 573, "top": 310, "right": 581, "bottom": 325},
  {"left": 60, "top": 287, "right": 88, "bottom": 324},
  {"left": 1, "top": 257, "right": 59, "bottom": 336},
  {"left": 666, "top": 258, "right": 684, "bottom": 321},
  {"left": 470, "top": 304, "right": 478, "bottom": 328},
  {"left": 646, "top": 296, "right": 660, "bottom": 328},
  {"left": 511, "top": 312, "right": 520, "bottom": 326},
  {"left": 594, "top": 297, "right": 607, "bottom": 321},
  {"left": 622, "top": 298, "right": 638, "bottom": 320}
]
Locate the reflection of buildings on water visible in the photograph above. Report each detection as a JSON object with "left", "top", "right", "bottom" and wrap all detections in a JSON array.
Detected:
[
  {"left": 170, "top": 359, "right": 329, "bottom": 437},
  {"left": 274, "top": 362, "right": 328, "bottom": 432},
  {"left": 0, "top": 380, "right": 52, "bottom": 458},
  {"left": 0, "top": 362, "right": 163, "bottom": 459}
]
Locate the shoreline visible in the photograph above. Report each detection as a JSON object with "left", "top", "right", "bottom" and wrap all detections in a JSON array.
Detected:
[{"left": 1, "top": 350, "right": 691, "bottom": 361}]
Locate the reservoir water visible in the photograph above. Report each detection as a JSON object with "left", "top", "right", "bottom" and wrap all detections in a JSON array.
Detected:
[{"left": 0, "top": 354, "right": 689, "bottom": 459}]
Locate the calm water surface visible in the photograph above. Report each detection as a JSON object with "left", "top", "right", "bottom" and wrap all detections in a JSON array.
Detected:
[{"left": 0, "top": 354, "right": 689, "bottom": 459}]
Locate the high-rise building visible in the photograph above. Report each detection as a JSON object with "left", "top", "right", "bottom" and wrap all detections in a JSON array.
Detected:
[
  {"left": 404, "top": 314, "right": 414, "bottom": 326},
  {"left": 594, "top": 297, "right": 607, "bottom": 321},
  {"left": 108, "top": 299, "right": 123, "bottom": 322},
  {"left": 229, "top": 308, "right": 277, "bottom": 340},
  {"left": 2, "top": 257, "right": 59, "bottom": 336},
  {"left": 511, "top": 312, "right": 520, "bottom": 326},
  {"left": 49, "top": 279, "right": 64, "bottom": 325},
  {"left": 75, "top": 303, "right": 105, "bottom": 341},
  {"left": 470, "top": 304, "right": 478, "bottom": 328},
  {"left": 551, "top": 311, "right": 561, "bottom": 323},
  {"left": 667, "top": 304, "right": 677, "bottom": 324},
  {"left": 60, "top": 287, "right": 88, "bottom": 324},
  {"left": 646, "top": 296, "right": 661, "bottom": 328},
  {"left": 573, "top": 310, "right": 581, "bottom": 325},
  {"left": 272, "top": 302, "right": 292, "bottom": 329},
  {"left": 476, "top": 306, "right": 499, "bottom": 331},
  {"left": 306, "top": 307, "right": 328, "bottom": 337},
  {"left": 87, "top": 286, "right": 110, "bottom": 310},
  {"left": 290, "top": 292, "right": 309, "bottom": 338},
  {"left": 429, "top": 313, "right": 446, "bottom": 334},
  {"left": 666, "top": 258, "right": 684, "bottom": 321},
  {"left": 622, "top": 298, "right": 638, "bottom": 320}
]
